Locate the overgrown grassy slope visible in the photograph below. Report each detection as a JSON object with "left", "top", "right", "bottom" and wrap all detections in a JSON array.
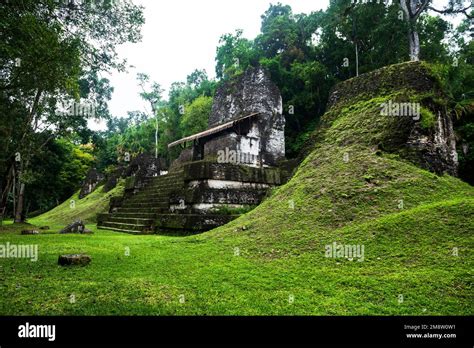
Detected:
[
  {"left": 0, "top": 62, "right": 472, "bottom": 315},
  {"left": 37, "top": 181, "right": 125, "bottom": 225}
]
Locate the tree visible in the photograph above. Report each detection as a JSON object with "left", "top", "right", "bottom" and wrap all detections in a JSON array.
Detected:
[
  {"left": 137, "top": 73, "right": 164, "bottom": 159},
  {"left": 180, "top": 96, "right": 213, "bottom": 137},
  {"left": 0, "top": 0, "right": 144, "bottom": 222},
  {"left": 215, "top": 30, "right": 257, "bottom": 79},
  {"left": 92, "top": 68, "right": 216, "bottom": 169},
  {"left": 398, "top": 0, "right": 472, "bottom": 61},
  {"left": 256, "top": 3, "right": 299, "bottom": 58},
  {"left": 418, "top": 15, "right": 451, "bottom": 63}
]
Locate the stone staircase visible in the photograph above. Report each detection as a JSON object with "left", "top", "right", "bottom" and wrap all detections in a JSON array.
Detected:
[
  {"left": 97, "top": 171, "right": 184, "bottom": 234},
  {"left": 98, "top": 161, "right": 284, "bottom": 235}
]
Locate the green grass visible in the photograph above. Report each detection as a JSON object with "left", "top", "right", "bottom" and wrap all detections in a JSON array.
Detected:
[
  {"left": 0, "top": 62, "right": 472, "bottom": 315},
  {"left": 0, "top": 196, "right": 471, "bottom": 315},
  {"left": 36, "top": 181, "right": 125, "bottom": 225}
]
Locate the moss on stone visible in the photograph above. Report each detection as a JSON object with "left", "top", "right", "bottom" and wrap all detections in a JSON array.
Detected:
[{"left": 420, "top": 107, "right": 436, "bottom": 129}]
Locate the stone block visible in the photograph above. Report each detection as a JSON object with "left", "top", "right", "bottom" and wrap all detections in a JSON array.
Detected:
[
  {"left": 58, "top": 254, "right": 91, "bottom": 266},
  {"left": 21, "top": 230, "right": 39, "bottom": 235}
]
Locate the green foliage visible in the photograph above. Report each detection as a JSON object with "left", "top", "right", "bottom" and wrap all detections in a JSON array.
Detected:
[
  {"left": 419, "top": 16, "right": 452, "bottom": 63},
  {"left": 1, "top": 83, "right": 472, "bottom": 313},
  {"left": 212, "top": 1, "right": 456, "bottom": 157},
  {"left": 211, "top": 205, "right": 256, "bottom": 216},
  {"left": 22, "top": 138, "right": 95, "bottom": 216},
  {"left": 420, "top": 107, "right": 436, "bottom": 129},
  {"left": 215, "top": 30, "right": 258, "bottom": 79},
  {"left": 0, "top": 0, "right": 144, "bottom": 220},
  {"left": 256, "top": 3, "right": 299, "bottom": 58},
  {"left": 4, "top": 0, "right": 473, "bottom": 223},
  {"left": 94, "top": 1, "right": 471, "bottom": 167},
  {"left": 180, "top": 96, "right": 213, "bottom": 137},
  {"left": 94, "top": 69, "right": 216, "bottom": 168}
]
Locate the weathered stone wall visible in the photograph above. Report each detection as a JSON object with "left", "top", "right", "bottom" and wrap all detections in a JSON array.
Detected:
[
  {"left": 123, "top": 153, "right": 167, "bottom": 178},
  {"left": 325, "top": 61, "right": 458, "bottom": 176},
  {"left": 207, "top": 66, "right": 285, "bottom": 167},
  {"left": 405, "top": 109, "right": 458, "bottom": 176},
  {"left": 79, "top": 168, "right": 104, "bottom": 198},
  {"left": 169, "top": 147, "right": 194, "bottom": 171}
]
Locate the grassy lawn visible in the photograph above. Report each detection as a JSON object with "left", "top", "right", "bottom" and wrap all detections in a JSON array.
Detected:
[{"left": 0, "top": 194, "right": 472, "bottom": 315}]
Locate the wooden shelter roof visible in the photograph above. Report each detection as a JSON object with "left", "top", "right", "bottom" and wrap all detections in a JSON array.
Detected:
[{"left": 167, "top": 112, "right": 260, "bottom": 148}]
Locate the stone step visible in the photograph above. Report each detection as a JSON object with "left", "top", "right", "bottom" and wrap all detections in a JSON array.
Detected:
[
  {"left": 147, "top": 182, "right": 181, "bottom": 188},
  {"left": 129, "top": 192, "right": 171, "bottom": 199},
  {"left": 122, "top": 199, "right": 169, "bottom": 205},
  {"left": 149, "top": 176, "right": 183, "bottom": 184},
  {"left": 155, "top": 213, "right": 239, "bottom": 232},
  {"left": 121, "top": 202, "right": 168, "bottom": 208},
  {"left": 150, "top": 175, "right": 184, "bottom": 181},
  {"left": 141, "top": 179, "right": 181, "bottom": 188},
  {"left": 98, "top": 225, "right": 146, "bottom": 234},
  {"left": 149, "top": 187, "right": 178, "bottom": 193},
  {"left": 141, "top": 184, "right": 176, "bottom": 188},
  {"left": 98, "top": 171, "right": 187, "bottom": 234},
  {"left": 105, "top": 217, "right": 154, "bottom": 225},
  {"left": 126, "top": 197, "right": 169, "bottom": 204},
  {"left": 99, "top": 221, "right": 151, "bottom": 232},
  {"left": 139, "top": 190, "right": 171, "bottom": 197},
  {"left": 109, "top": 212, "right": 157, "bottom": 218},
  {"left": 116, "top": 207, "right": 161, "bottom": 213}
]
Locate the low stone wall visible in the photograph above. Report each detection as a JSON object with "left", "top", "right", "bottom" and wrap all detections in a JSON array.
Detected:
[
  {"left": 182, "top": 161, "right": 281, "bottom": 185},
  {"left": 153, "top": 161, "right": 281, "bottom": 232}
]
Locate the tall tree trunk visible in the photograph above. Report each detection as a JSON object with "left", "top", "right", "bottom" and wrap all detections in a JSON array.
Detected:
[
  {"left": 12, "top": 168, "right": 16, "bottom": 218},
  {"left": 14, "top": 182, "right": 25, "bottom": 223},
  {"left": 400, "top": 0, "right": 428, "bottom": 62},
  {"left": 10, "top": 89, "right": 42, "bottom": 223},
  {"left": 13, "top": 151, "right": 32, "bottom": 223},
  {"left": 155, "top": 116, "right": 158, "bottom": 159},
  {"left": 0, "top": 163, "right": 14, "bottom": 221},
  {"left": 355, "top": 41, "right": 359, "bottom": 76},
  {"left": 408, "top": 26, "right": 420, "bottom": 61}
]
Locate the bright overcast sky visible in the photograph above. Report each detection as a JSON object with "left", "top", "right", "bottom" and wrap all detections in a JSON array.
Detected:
[
  {"left": 90, "top": 0, "right": 462, "bottom": 130},
  {"left": 91, "top": 0, "right": 329, "bottom": 129}
]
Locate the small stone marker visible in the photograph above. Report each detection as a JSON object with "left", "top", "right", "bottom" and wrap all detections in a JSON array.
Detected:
[
  {"left": 60, "top": 220, "right": 93, "bottom": 234},
  {"left": 21, "top": 230, "right": 39, "bottom": 235},
  {"left": 58, "top": 254, "right": 91, "bottom": 266}
]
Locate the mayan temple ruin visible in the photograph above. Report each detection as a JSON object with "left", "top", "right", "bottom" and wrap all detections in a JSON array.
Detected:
[{"left": 97, "top": 67, "right": 289, "bottom": 234}]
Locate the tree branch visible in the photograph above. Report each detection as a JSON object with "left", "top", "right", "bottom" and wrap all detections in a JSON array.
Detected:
[
  {"left": 414, "top": 0, "right": 431, "bottom": 20},
  {"left": 427, "top": 5, "right": 473, "bottom": 19}
]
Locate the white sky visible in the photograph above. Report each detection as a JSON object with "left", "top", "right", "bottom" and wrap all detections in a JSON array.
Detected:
[
  {"left": 89, "top": 0, "right": 465, "bottom": 130},
  {"left": 89, "top": 0, "right": 328, "bottom": 130}
]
